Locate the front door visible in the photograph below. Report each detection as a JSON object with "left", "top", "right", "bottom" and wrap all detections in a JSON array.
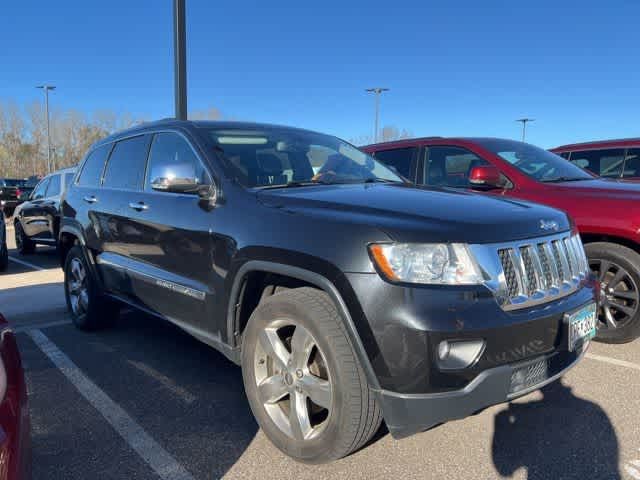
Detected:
[{"left": 121, "top": 132, "right": 217, "bottom": 336}]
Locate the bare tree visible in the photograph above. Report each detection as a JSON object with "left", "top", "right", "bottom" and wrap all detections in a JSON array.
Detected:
[{"left": 350, "top": 125, "right": 413, "bottom": 146}]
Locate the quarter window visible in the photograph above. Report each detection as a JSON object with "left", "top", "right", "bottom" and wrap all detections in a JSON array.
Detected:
[
  {"left": 373, "top": 148, "right": 416, "bottom": 180},
  {"left": 569, "top": 149, "right": 625, "bottom": 178},
  {"left": 45, "top": 174, "right": 61, "bottom": 197},
  {"left": 623, "top": 149, "right": 640, "bottom": 178},
  {"left": 78, "top": 144, "right": 112, "bottom": 187},
  {"left": 63, "top": 172, "right": 75, "bottom": 192},
  {"left": 425, "top": 146, "right": 489, "bottom": 187},
  {"left": 145, "top": 133, "right": 209, "bottom": 193},
  {"left": 103, "top": 135, "right": 150, "bottom": 190},
  {"left": 31, "top": 178, "right": 50, "bottom": 200}
]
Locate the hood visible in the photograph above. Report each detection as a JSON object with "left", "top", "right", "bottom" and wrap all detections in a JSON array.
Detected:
[
  {"left": 543, "top": 178, "right": 640, "bottom": 199},
  {"left": 256, "top": 183, "right": 570, "bottom": 244}
]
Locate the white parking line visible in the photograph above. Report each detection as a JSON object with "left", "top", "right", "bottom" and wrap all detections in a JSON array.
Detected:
[
  {"left": 28, "top": 329, "right": 195, "bottom": 480},
  {"left": 14, "top": 319, "right": 72, "bottom": 333},
  {"left": 128, "top": 360, "right": 197, "bottom": 404},
  {"left": 8, "top": 256, "right": 44, "bottom": 271},
  {"left": 585, "top": 353, "right": 640, "bottom": 372}
]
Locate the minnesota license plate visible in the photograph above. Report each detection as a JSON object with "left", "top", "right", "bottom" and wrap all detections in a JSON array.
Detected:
[{"left": 565, "top": 302, "right": 597, "bottom": 352}]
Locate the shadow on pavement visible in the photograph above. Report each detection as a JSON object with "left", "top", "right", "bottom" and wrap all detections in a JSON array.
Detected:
[{"left": 492, "top": 380, "right": 620, "bottom": 480}]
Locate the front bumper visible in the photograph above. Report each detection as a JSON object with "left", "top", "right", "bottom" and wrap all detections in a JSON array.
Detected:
[{"left": 376, "top": 342, "right": 587, "bottom": 439}]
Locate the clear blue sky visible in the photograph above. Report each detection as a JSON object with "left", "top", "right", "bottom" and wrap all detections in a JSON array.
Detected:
[{"left": 1, "top": 0, "right": 638, "bottom": 147}]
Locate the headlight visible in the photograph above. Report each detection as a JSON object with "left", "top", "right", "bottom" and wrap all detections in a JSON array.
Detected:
[{"left": 369, "top": 243, "right": 484, "bottom": 285}]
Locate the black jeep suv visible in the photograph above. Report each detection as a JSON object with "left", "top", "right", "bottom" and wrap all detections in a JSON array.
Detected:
[{"left": 59, "top": 119, "right": 597, "bottom": 463}]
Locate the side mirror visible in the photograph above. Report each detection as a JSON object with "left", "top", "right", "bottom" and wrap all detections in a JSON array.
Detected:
[
  {"left": 150, "top": 176, "right": 201, "bottom": 194},
  {"left": 468, "top": 165, "right": 504, "bottom": 189}
]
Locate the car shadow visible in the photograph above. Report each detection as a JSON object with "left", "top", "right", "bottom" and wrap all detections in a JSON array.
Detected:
[{"left": 492, "top": 380, "right": 620, "bottom": 479}]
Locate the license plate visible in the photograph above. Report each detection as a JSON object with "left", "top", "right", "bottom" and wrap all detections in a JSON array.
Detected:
[{"left": 565, "top": 302, "right": 597, "bottom": 352}]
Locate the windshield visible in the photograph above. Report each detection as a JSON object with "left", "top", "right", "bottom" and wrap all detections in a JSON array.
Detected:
[
  {"left": 475, "top": 138, "right": 595, "bottom": 182},
  {"left": 205, "top": 128, "right": 404, "bottom": 188}
]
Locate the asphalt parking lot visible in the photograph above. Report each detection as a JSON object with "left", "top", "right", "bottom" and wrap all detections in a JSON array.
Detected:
[{"left": 1, "top": 225, "right": 639, "bottom": 479}]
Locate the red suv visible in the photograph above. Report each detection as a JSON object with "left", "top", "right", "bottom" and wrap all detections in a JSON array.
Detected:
[
  {"left": 551, "top": 138, "right": 640, "bottom": 180},
  {"left": 363, "top": 137, "right": 640, "bottom": 343}
]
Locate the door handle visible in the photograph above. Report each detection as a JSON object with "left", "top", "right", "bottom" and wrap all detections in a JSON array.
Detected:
[
  {"left": 128, "top": 202, "right": 149, "bottom": 212},
  {"left": 83, "top": 196, "right": 97, "bottom": 204}
]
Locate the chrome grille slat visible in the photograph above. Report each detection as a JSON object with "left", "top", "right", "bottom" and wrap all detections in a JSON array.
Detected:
[{"left": 494, "top": 232, "right": 589, "bottom": 311}]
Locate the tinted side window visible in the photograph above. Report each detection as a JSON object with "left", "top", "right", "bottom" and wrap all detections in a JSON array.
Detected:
[
  {"left": 78, "top": 144, "right": 112, "bottom": 187},
  {"left": 373, "top": 148, "right": 416, "bottom": 179},
  {"left": 569, "top": 149, "right": 625, "bottom": 177},
  {"left": 63, "top": 172, "right": 75, "bottom": 192},
  {"left": 425, "top": 146, "right": 489, "bottom": 187},
  {"left": 31, "top": 178, "right": 50, "bottom": 200},
  {"left": 103, "top": 135, "right": 150, "bottom": 190},
  {"left": 145, "top": 133, "right": 209, "bottom": 192},
  {"left": 45, "top": 174, "right": 61, "bottom": 197},
  {"left": 557, "top": 151, "right": 570, "bottom": 159},
  {"left": 623, "top": 148, "right": 640, "bottom": 177}
]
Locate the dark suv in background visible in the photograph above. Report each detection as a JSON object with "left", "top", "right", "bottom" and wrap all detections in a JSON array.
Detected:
[
  {"left": 59, "top": 120, "right": 596, "bottom": 463},
  {"left": 551, "top": 138, "right": 640, "bottom": 179},
  {"left": 13, "top": 167, "right": 76, "bottom": 255}
]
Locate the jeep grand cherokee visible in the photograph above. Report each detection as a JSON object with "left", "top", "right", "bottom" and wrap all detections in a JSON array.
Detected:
[{"left": 59, "top": 120, "right": 597, "bottom": 463}]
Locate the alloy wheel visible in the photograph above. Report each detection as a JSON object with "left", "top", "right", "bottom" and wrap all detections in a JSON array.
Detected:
[
  {"left": 254, "top": 320, "right": 333, "bottom": 441},
  {"left": 590, "top": 258, "right": 639, "bottom": 330},
  {"left": 67, "top": 258, "right": 89, "bottom": 317}
]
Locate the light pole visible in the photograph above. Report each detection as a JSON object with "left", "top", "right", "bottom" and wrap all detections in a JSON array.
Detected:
[
  {"left": 173, "top": 0, "right": 187, "bottom": 120},
  {"left": 36, "top": 85, "right": 56, "bottom": 174},
  {"left": 366, "top": 87, "right": 389, "bottom": 142},
  {"left": 515, "top": 118, "right": 534, "bottom": 142}
]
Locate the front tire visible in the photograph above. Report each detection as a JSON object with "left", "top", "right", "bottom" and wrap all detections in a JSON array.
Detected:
[
  {"left": 241, "top": 287, "right": 382, "bottom": 463},
  {"left": 64, "top": 245, "right": 119, "bottom": 330},
  {"left": 14, "top": 222, "right": 35, "bottom": 255},
  {"left": 586, "top": 242, "right": 640, "bottom": 343}
]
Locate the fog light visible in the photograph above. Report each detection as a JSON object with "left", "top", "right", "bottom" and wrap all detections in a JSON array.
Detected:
[{"left": 436, "top": 339, "right": 485, "bottom": 370}]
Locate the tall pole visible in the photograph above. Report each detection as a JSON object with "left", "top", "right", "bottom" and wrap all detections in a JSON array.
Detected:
[
  {"left": 173, "top": 0, "right": 187, "bottom": 120},
  {"left": 366, "top": 87, "right": 389, "bottom": 142},
  {"left": 515, "top": 118, "right": 534, "bottom": 142},
  {"left": 36, "top": 85, "right": 56, "bottom": 174}
]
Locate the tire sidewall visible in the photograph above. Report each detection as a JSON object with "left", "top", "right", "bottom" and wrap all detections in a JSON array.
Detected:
[
  {"left": 241, "top": 292, "right": 358, "bottom": 463},
  {"left": 64, "top": 245, "right": 99, "bottom": 330},
  {"left": 585, "top": 243, "right": 640, "bottom": 343}
]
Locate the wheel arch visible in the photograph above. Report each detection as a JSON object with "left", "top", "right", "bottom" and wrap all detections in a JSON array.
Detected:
[
  {"left": 580, "top": 232, "right": 640, "bottom": 255},
  {"left": 227, "top": 260, "right": 381, "bottom": 390}
]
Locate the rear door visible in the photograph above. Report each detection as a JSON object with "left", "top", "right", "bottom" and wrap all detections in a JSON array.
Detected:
[{"left": 120, "top": 131, "right": 216, "bottom": 333}]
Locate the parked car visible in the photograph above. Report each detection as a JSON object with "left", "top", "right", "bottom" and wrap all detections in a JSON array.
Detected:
[
  {"left": 59, "top": 120, "right": 596, "bottom": 463},
  {"left": 551, "top": 138, "right": 640, "bottom": 179},
  {"left": 0, "top": 179, "right": 26, "bottom": 216},
  {"left": 17, "top": 177, "right": 41, "bottom": 202},
  {"left": 13, "top": 167, "right": 76, "bottom": 255},
  {"left": 363, "top": 137, "right": 640, "bottom": 343},
  {"left": 0, "top": 210, "right": 7, "bottom": 272},
  {"left": 0, "top": 313, "right": 31, "bottom": 479}
]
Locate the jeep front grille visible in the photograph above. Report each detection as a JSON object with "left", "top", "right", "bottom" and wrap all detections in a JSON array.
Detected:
[{"left": 493, "top": 232, "right": 589, "bottom": 311}]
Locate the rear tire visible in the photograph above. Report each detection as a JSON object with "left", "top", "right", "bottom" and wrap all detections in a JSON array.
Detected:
[
  {"left": 241, "top": 287, "right": 382, "bottom": 463},
  {"left": 64, "top": 245, "right": 119, "bottom": 330},
  {"left": 14, "top": 221, "right": 35, "bottom": 255},
  {"left": 585, "top": 242, "right": 640, "bottom": 343},
  {"left": 0, "top": 241, "right": 7, "bottom": 272}
]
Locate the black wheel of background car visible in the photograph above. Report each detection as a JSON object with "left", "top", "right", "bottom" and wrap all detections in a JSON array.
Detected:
[
  {"left": 14, "top": 222, "right": 35, "bottom": 255},
  {"left": 241, "top": 287, "right": 382, "bottom": 464},
  {"left": 64, "top": 245, "right": 119, "bottom": 330},
  {"left": 0, "top": 242, "right": 7, "bottom": 272},
  {"left": 585, "top": 242, "right": 640, "bottom": 343}
]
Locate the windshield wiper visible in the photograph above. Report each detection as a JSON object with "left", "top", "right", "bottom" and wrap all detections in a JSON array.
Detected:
[
  {"left": 255, "top": 180, "right": 330, "bottom": 190},
  {"left": 541, "top": 177, "right": 594, "bottom": 183}
]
